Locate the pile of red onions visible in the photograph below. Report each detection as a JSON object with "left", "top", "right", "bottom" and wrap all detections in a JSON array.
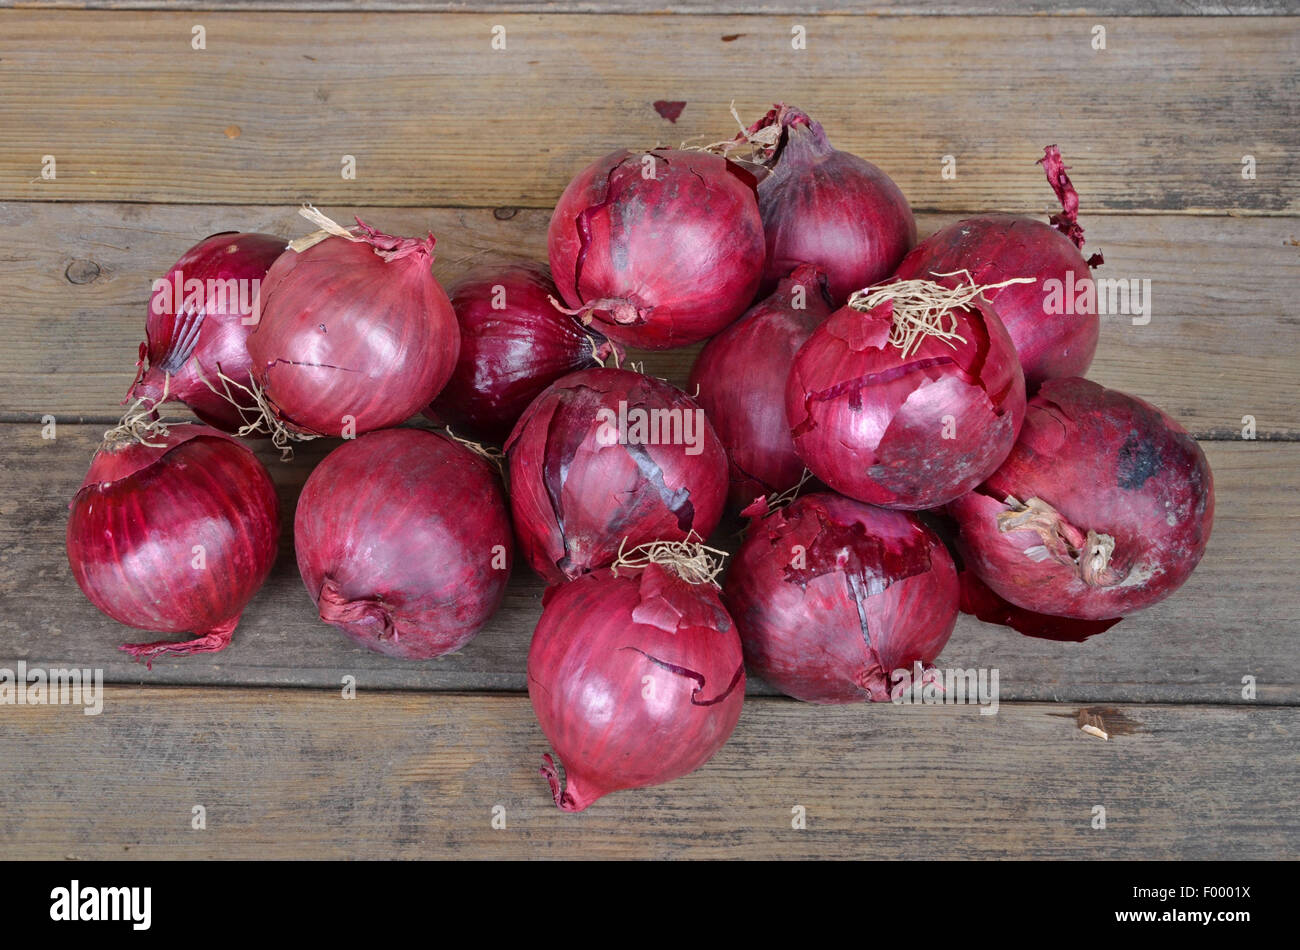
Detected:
[
  {"left": 726, "top": 494, "right": 958, "bottom": 703},
  {"left": 948, "top": 377, "right": 1214, "bottom": 623},
  {"left": 294, "top": 428, "right": 512, "bottom": 659},
  {"left": 787, "top": 277, "right": 1026, "bottom": 509},
  {"left": 505, "top": 367, "right": 728, "bottom": 583},
  {"left": 529, "top": 550, "right": 744, "bottom": 811},
  {"left": 128, "top": 231, "right": 285, "bottom": 432},
  {"left": 689, "top": 264, "right": 834, "bottom": 509},
  {"left": 426, "top": 262, "right": 620, "bottom": 443},
  {"left": 247, "top": 210, "right": 459, "bottom": 438},
  {"left": 894, "top": 146, "right": 1104, "bottom": 391},
  {"left": 741, "top": 104, "right": 915, "bottom": 306},
  {"left": 66, "top": 420, "right": 280, "bottom": 664},
  {"left": 548, "top": 148, "right": 765, "bottom": 349}
]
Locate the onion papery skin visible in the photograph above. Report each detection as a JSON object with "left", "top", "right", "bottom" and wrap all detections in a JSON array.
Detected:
[
  {"left": 426, "top": 261, "right": 619, "bottom": 444},
  {"left": 528, "top": 564, "right": 745, "bottom": 811},
  {"left": 547, "top": 148, "right": 765, "bottom": 349},
  {"left": 294, "top": 428, "right": 512, "bottom": 660},
  {"left": 688, "top": 264, "right": 834, "bottom": 509},
  {"left": 128, "top": 231, "right": 286, "bottom": 431},
  {"left": 247, "top": 220, "right": 459, "bottom": 437},
  {"left": 749, "top": 105, "right": 915, "bottom": 306},
  {"left": 947, "top": 377, "right": 1214, "bottom": 621},
  {"left": 66, "top": 424, "right": 280, "bottom": 664},
  {"left": 786, "top": 295, "right": 1026, "bottom": 510},
  {"left": 725, "top": 493, "right": 958, "bottom": 704},
  {"left": 505, "top": 367, "right": 728, "bottom": 584}
]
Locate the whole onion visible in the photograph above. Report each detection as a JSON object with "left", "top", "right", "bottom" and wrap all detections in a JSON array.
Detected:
[
  {"left": 505, "top": 367, "right": 728, "bottom": 584},
  {"left": 786, "top": 277, "right": 1026, "bottom": 510},
  {"left": 725, "top": 493, "right": 958, "bottom": 703},
  {"left": 128, "top": 231, "right": 285, "bottom": 431},
  {"left": 246, "top": 209, "right": 459, "bottom": 438},
  {"left": 529, "top": 551, "right": 745, "bottom": 811},
  {"left": 547, "top": 148, "right": 765, "bottom": 349},
  {"left": 688, "top": 263, "right": 833, "bottom": 508},
  {"left": 894, "top": 146, "right": 1105, "bottom": 391},
  {"left": 742, "top": 104, "right": 915, "bottom": 306},
  {"left": 948, "top": 377, "right": 1214, "bottom": 622},
  {"left": 66, "top": 419, "right": 280, "bottom": 665},
  {"left": 294, "top": 428, "right": 512, "bottom": 660},
  {"left": 426, "top": 261, "right": 620, "bottom": 444}
]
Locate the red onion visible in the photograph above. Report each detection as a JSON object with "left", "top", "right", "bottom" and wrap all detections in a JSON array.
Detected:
[
  {"left": 127, "top": 231, "right": 285, "bottom": 431},
  {"left": 741, "top": 104, "right": 915, "bottom": 306},
  {"left": 529, "top": 549, "right": 744, "bottom": 811},
  {"left": 894, "top": 146, "right": 1104, "bottom": 391},
  {"left": 547, "top": 148, "right": 765, "bottom": 349},
  {"left": 294, "top": 428, "right": 512, "bottom": 660},
  {"left": 426, "top": 262, "right": 620, "bottom": 444},
  {"left": 505, "top": 367, "right": 728, "bottom": 584},
  {"left": 66, "top": 418, "right": 280, "bottom": 665},
  {"left": 688, "top": 264, "right": 833, "bottom": 508},
  {"left": 786, "top": 277, "right": 1026, "bottom": 510},
  {"left": 725, "top": 493, "right": 958, "bottom": 703},
  {"left": 947, "top": 377, "right": 1214, "bottom": 622},
  {"left": 246, "top": 209, "right": 459, "bottom": 439}
]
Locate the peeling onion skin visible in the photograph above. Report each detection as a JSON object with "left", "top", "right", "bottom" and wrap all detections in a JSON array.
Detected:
[
  {"left": 294, "top": 428, "right": 512, "bottom": 660},
  {"left": 66, "top": 425, "right": 280, "bottom": 664},
  {"left": 528, "top": 564, "right": 745, "bottom": 811},
  {"left": 248, "top": 222, "right": 459, "bottom": 437},
  {"left": 725, "top": 493, "right": 958, "bottom": 704},
  {"left": 689, "top": 264, "right": 834, "bottom": 510},
  {"left": 505, "top": 367, "right": 728, "bottom": 584},
  {"left": 129, "top": 231, "right": 286, "bottom": 432},
  {"left": 786, "top": 295, "right": 1026, "bottom": 510},
  {"left": 947, "top": 377, "right": 1214, "bottom": 622},
  {"left": 547, "top": 148, "right": 766, "bottom": 349}
]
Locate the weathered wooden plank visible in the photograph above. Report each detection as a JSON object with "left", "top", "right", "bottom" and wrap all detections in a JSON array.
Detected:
[
  {"left": 3, "top": 429, "right": 1294, "bottom": 703},
  {"left": 0, "top": 13, "right": 1295, "bottom": 211},
  {"left": 2, "top": 202, "right": 1296, "bottom": 436},
  {"left": 0, "top": 689, "right": 1292, "bottom": 859}
]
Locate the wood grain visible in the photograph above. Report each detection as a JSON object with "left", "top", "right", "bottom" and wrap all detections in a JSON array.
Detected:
[
  {"left": 0, "top": 688, "right": 1292, "bottom": 859},
  {"left": 0, "top": 13, "right": 1295, "bottom": 212},
  {"left": 3, "top": 428, "right": 1294, "bottom": 703},
  {"left": 3, "top": 203, "right": 1297, "bottom": 436}
]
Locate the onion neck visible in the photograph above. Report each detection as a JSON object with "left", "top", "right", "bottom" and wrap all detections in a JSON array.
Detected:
[{"left": 996, "top": 496, "right": 1126, "bottom": 588}]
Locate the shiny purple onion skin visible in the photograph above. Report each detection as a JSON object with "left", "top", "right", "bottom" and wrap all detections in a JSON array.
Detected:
[
  {"left": 528, "top": 564, "right": 745, "bottom": 811},
  {"left": 505, "top": 367, "right": 728, "bottom": 584},
  {"left": 129, "top": 231, "right": 286, "bottom": 431},
  {"left": 66, "top": 425, "right": 281, "bottom": 663},
  {"left": 948, "top": 377, "right": 1214, "bottom": 621},
  {"left": 726, "top": 493, "right": 958, "bottom": 704},
  {"left": 294, "top": 428, "right": 512, "bottom": 660},
  {"left": 688, "top": 264, "right": 833, "bottom": 509}
]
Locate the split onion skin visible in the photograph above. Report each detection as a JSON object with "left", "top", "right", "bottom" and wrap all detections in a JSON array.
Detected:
[
  {"left": 948, "top": 377, "right": 1214, "bottom": 622},
  {"left": 528, "top": 563, "right": 745, "bottom": 811},
  {"left": 726, "top": 493, "right": 958, "bottom": 704},
  {"left": 294, "top": 428, "right": 513, "bottom": 660},
  {"left": 66, "top": 425, "right": 281, "bottom": 664}
]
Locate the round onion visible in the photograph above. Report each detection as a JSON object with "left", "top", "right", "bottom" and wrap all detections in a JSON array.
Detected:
[
  {"left": 725, "top": 493, "right": 958, "bottom": 703},
  {"left": 66, "top": 420, "right": 280, "bottom": 665},
  {"left": 786, "top": 278, "right": 1026, "bottom": 510},
  {"left": 247, "top": 212, "right": 459, "bottom": 438},
  {"left": 128, "top": 231, "right": 285, "bottom": 431},
  {"left": 426, "top": 261, "right": 620, "bottom": 444},
  {"left": 547, "top": 148, "right": 765, "bottom": 349},
  {"left": 948, "top": 377, "right": 1214, "bottom": 622},
  {"left": 894, "top": 146, "right": 1104, "bottom": 391},
  {"left": 294, "top": 428, "right": 512, "bottom": 660},
  {"left": 688, "top": 263, "right": 833, "bottom": 508},
  {"left": 529, "top": 555, "right": 744, "bottom": 811}
]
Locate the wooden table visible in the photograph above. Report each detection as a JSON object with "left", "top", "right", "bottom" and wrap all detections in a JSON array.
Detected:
[{"left": 1, "top": 1, "right": 1296, "bottom": 859}]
